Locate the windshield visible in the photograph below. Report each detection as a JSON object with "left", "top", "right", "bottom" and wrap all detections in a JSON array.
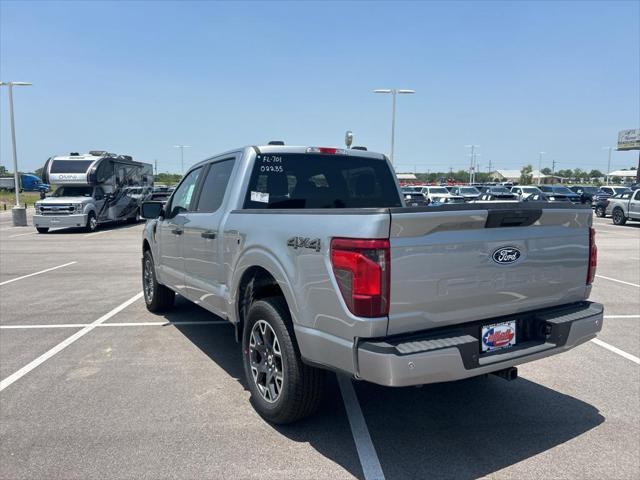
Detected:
[
  {"left": 491, "top": 187, "right": 510, "bottom": 193},
  {"left": 53, "top": 186, "right": 93, "bottom": 197},
  {"left": 244, "top": 153, "right": 401, "bottom": 209},
  {"left": 552, "top": 186, "right": 574, "bottom": 194},
  {"left": 460, "top": 187, "right": 479, "bottom": 194},
  {"left": 50, "top": 160, "right": 94, "bottom": 174},
  {"left": 523, "top": 187, "right": 540, "bottom": 193},
  {"left": 614, "top": 187, "right": 631, "bottom": 194},
  {"left": 429, "top": 187, "right": 449, "bottom": 194},
  {"left": 402, "top": 187, "right": 421, "bottom": 193}
]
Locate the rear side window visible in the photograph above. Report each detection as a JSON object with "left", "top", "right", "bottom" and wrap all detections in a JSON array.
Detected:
[
  {"left": 243, "top": 153, "right": 401, "bottom": 209},
  {"left": 196, "top": 159, "right": 235, "bottom": 212}
]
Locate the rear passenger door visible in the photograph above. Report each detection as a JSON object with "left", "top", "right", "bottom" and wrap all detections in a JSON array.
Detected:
[{"left": 182, "top": 158, "right": 236, "bottom": 315}]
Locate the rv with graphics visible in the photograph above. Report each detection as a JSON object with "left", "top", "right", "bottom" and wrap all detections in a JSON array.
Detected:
[{"left": 34, "top": 151, "right": 153, "bottom": 233}]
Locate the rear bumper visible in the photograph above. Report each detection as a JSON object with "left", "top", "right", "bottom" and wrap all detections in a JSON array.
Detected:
[
  {"left": 357, "top": 302, "right": 603, "bottom": 387},
  {"left": 33, "top": 214, "right": 87, "bottom": 228}
]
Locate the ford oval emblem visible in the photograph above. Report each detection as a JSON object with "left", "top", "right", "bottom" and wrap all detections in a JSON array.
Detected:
[{"left": 492, "top": 246, "right": 521, "bottom": 265}]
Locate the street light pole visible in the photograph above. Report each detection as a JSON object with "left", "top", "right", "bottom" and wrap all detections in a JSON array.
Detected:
[
  {"left": 537, "top": 152, "right": 546, "bottom": 185},
  {"left": 602, "top": 147, "right": 613, "bottom": 185},
  {"left": 373, "top": 89, "right": 415, "bottom": 164},
  {"left": 0, "top": 81, "right": 32, "bottom": 226},
  {"left": 465, "top": 145, "right": 480, "bottom": 183},
  {"left": 173, "top": 145, "right": 191, "bottom": 175}
]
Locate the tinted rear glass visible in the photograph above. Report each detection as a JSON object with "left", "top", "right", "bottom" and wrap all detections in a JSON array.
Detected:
[
  {"left": 243, "top": 153, "right": 401, "bottom": 209},
  {"left": 50, "top": 160, "right": 94, "bottom": 173}
]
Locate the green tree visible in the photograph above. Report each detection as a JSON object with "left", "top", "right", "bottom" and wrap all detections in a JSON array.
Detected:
[
  {"left": 519, "top": 164, "right": 533, "bottom": 185},
  {"left": 155, "top": 172, "right": 182, "bottom": 184},
  {"left": 541, "top": 167, "right": 552, "bottom": 175},
  {"left": 0, "top": 165, "right": 7, "bottom": 176},
  {"left": 588, "top": 169, "right": 604, "bottom": 179}
]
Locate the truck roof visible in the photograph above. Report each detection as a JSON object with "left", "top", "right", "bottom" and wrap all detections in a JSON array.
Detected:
[{"left": 251, "top": 145, "right": 386, "bottom": 160}]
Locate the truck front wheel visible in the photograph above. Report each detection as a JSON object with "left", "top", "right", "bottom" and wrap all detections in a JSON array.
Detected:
[
  {"left": 243, "top": 297, "right": 324, "bottom": 424},
  {"left": 142, "top": 250, "right": 175, "bottom": 312},
  {"left": 85, "top": 212, "right": 98, "bottom": 232},
  {"left": 36, "top": 227, "right": 49, "bottom": 234},
  {"left": 612, "top": 207, "right": 627, "bottom": 225}
]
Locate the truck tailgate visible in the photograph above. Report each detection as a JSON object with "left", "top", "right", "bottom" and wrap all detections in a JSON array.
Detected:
[{"left": 388, "top": 204, "right": 593, "bottom": 335}]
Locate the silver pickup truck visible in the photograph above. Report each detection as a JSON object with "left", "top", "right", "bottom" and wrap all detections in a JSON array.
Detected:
[
  {"left": 140, "top": 145, "right": 603, "bottom": 423},
  {"left": 608, "top": 188, "right": 640, "bottom": 225}
]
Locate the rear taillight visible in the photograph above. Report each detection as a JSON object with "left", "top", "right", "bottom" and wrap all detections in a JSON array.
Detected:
[
  {"left": 330, "top": 238, "right": 390, "bottom": 317},
  {"left": 587, "top": 227, "right": 597, "bottom": 285}
]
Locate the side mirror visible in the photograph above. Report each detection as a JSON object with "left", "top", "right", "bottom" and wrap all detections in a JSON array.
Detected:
[{"left": 141, "top": 201, "right": 164, "bottom": 219}]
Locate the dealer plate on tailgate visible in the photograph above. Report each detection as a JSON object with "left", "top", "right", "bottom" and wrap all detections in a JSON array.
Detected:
[{"left": 481, "top": 320, "right": 516, "bottom": 353}]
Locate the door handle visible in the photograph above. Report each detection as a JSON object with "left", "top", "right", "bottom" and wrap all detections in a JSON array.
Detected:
[
  {"left": 171, "top": 228, "right": 183, "bottom": 235},
  {"left": 201, "top": 231, "right": 217, "bottom": 239}
]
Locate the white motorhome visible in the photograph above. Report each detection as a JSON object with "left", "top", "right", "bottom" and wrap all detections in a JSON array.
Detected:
[{"left": 34, "top": 151, "right": 153, "bottom": 233}]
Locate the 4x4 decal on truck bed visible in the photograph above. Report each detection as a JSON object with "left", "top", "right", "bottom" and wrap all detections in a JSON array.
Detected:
[{"left": 287, "top": 236, "right": 321, "bottom": 252}]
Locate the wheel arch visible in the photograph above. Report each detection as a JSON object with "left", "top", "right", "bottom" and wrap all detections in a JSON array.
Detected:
[{"left": 231, "top": 251, "right": 298, "bottom": 344}]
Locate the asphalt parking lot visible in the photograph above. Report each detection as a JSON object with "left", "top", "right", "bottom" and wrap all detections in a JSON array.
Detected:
[{"left": 1, "top": 210, "right": 638, "bottom": 480}]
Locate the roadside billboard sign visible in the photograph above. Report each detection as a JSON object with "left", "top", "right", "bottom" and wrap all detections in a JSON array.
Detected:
[{"left": 617, "top": 129, "right": 640, "bottom": 151}]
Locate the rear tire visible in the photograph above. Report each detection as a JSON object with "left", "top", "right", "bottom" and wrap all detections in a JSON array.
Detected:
[
  {"left": 595, "top": 205, "right": 606, "bottom": 217},
  {"left": 612, "top": 207, "right": 627, "bottom": 225},
  {"left": 142, "top": 250, "right": 175, "bottom": 312},
  {"left": 242, "top": 297, "right": 324, "bottom": 424},
  {"left": 85, "top": 212, "right": 98, "bottom": 232},
  {"left": 36, "top": 227, "right": 49, "bottom": 234}
]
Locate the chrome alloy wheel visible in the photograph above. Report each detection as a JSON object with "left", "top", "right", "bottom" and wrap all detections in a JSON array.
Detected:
[
  {"left": 249, "top": 320, "right": 284, "bottom": 403},
  {"left": 89, "top": 215, "right": 98, "bottom": 231},
  {"left": 143, "top": 257, "right": 154, "bottom": 302}
]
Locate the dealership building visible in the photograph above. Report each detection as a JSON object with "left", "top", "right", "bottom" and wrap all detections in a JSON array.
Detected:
[{"left": 490, "top": 169, "right": 561, "bottom": 184}]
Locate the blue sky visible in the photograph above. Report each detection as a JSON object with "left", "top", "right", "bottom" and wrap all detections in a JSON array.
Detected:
[{"left": 1, "top": 0, "right": 638, "bottom": 174}]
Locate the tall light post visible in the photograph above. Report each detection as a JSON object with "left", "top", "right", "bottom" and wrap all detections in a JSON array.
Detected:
[
  {"left": 537, "top": 152, "right": 546, "bottom": 185},
  {"left": 0, "top": 81, "right": 32, "bottom": 226},
  {"left": 465, "top": 145, "right": 480, "bottom": 183},
  {"left": 602, "top": 146, "right": 613, "bottom": 185},
  {"left": 373, "top": 88, "right": 415, "bottom": 164},
  {"left": 173, "top": 145, "right": 191, "bottom": 175}
]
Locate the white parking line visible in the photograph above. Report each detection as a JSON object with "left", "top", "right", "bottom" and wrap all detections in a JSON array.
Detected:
[
  {"left": 0, "top": 320, "right": 229, "bottom": 329},
  {"left": 0, "top": 261, "right": 77, "bottom": 286},
  {"left": 0, "top": 292, "right": 143, "bottom": 392},
  {"left": 337, "top": 374, "right": 385, "bottom": 480},
  {"left": 595, "top": 275, "right": 640, "bottom": 288},
  {"left": 591, "top": 338, "right": 640, "bottom": 365},
  {"left": 604, "top": 315, "right": 640, "bottom": 319},
  {"left": 84, "top": 230, "right": 108, "bottom": 237},
  {"left": 8, "top": 231, "right": 36, "bottom": 238}
]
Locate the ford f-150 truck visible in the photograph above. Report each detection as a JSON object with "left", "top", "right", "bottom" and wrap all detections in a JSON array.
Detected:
[
  {"left": 140, "top": 144, "right": 603, "bottom": 423},
  {"left": 607, "top": 189, "right": 640, "bottom": 225}
]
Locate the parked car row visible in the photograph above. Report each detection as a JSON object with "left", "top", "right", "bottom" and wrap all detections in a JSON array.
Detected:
[{"left": 401, "top": 183, "right": 638, "bottom": 215}]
